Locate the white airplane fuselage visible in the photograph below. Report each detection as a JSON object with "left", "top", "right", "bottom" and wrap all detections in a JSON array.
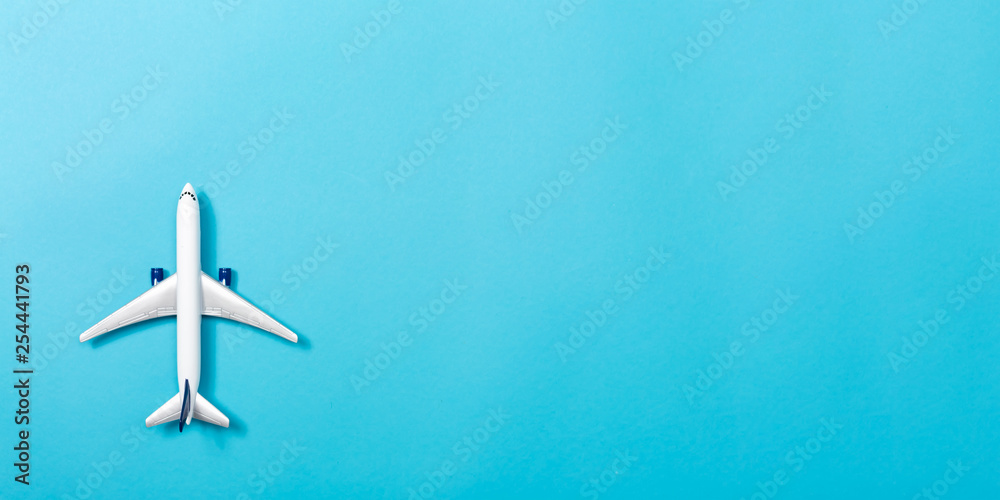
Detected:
[{"left": 176, "top": 187, "right": 202, "bottom": 421}]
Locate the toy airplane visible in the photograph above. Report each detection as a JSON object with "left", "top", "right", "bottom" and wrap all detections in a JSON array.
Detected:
[{"left": 80, "top": 183, "right": 298, "bottom": 432}]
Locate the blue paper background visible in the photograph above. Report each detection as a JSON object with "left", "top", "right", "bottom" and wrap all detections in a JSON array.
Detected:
[{"left": 2, "top": 1, "right": 999, "bottom": 498}]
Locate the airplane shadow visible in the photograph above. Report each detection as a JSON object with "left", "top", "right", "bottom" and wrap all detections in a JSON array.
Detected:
[
  {"left": 199, "top": 194, "right": 244, "bottom": 448},
  {"left": 198, "top": 194, "right": 308, "bottom": 448}
]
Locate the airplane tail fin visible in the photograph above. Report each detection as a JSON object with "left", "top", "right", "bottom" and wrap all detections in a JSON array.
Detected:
[
  {"left": 145, "top": 387, "right": 230, "bottom": 430},
  {"left": 179, "top": 380, "right": 192, "bottom": 432}
]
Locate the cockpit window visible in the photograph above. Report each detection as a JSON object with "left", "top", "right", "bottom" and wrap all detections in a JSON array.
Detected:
[{"left": 179, "top": 191, "right": 197, "bottom": 201}]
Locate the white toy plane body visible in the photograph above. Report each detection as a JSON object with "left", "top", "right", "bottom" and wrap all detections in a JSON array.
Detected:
[{"left": 80, "top": 183, "right": 297, "bottom": 431}]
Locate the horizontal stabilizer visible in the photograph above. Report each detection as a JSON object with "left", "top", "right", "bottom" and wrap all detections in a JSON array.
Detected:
[
  {"left": 193, "top": 393, "right": 230, "bottom": 428},
  {"left": 146, "top": 392, "right": 230, "bottom": 428},
  {"left": 146, "top": 393, "right": 182, "bottom": 428}
]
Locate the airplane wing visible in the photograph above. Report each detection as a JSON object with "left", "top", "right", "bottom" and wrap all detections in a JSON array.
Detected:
[
  {"left": 79, "top": 275, "right": 178, "bottom": 342},
  {"left": 200, "top": 272, "right": 297, "bottom": 342}
]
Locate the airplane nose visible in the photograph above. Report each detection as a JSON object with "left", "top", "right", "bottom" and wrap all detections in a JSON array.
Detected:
[{"left": 179, "top": 183, "right": 197, "bottom": 202}]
